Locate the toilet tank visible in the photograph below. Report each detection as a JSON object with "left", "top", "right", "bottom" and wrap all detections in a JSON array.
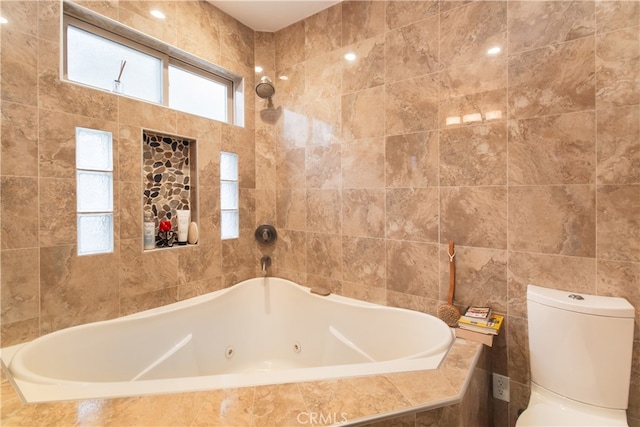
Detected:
[{"left": 527, "top": 284, "right": 635, "bottom": 410}]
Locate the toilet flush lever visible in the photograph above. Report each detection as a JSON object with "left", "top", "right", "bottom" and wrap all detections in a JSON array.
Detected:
[{"left": 568, "top": 294, "right": 584, "bottom": 300}]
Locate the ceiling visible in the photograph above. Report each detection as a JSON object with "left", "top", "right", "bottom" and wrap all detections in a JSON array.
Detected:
[{"left": 209, "top": 1, "right": 342, "bottom": 32}]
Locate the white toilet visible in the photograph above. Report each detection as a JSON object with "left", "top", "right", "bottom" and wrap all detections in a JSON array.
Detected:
[{"left": 516, "top": 284, "right": 635, "bottom": 426}]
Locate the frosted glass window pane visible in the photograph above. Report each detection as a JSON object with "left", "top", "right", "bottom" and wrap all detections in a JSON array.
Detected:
[
  {"left": 169, "top": 65, "right": 227, "bottom": 122},
  {"left": 77, "top": 171, "right": 113, "bottom": 212},
  {"left": 221, "top": 211, "right": 239, "bottom": 240},
  {"left": 67, "top": 25, "right": 163, "bottom": 103},
  {"left": 220, "top": 182, "right": 238, "bottom": 210},
  {"left": 78, "top": 214, "right": 113, "bottom": 255},
  {"left": 220, "top": 152, "right": 238, "bottom": 181},
  {"left": 76, "top": 128, "right": 112, "bottom": 171}
]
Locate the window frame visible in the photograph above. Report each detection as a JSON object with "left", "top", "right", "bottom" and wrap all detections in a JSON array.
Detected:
[{"left": 62, "top": 9, "right": 236, "bottom": 124}]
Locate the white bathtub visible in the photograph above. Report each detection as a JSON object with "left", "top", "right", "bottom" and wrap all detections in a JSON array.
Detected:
[{"left": 1, "top": 277, "right": 454, "bottom": 403}]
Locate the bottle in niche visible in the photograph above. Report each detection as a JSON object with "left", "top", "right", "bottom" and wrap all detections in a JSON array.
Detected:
[{"left": 143, "top": 211, "right": 156, "bottom": 250}]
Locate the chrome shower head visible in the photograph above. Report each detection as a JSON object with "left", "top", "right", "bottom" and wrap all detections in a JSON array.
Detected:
[{"left": 255, "top": 76, "right": 275, "bottom": 99}]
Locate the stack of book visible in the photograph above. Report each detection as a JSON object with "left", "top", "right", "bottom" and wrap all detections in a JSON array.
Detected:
[{"left": 455, "top": 306, "right": 504, "bottom": 347}]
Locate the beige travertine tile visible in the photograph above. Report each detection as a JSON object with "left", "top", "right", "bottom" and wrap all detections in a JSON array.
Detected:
[
  {"left": 275, "top": 64, "right": 305, "bottom": 108},
  {"left": 507, "top": 251, "right": 596, "bottom": 318},
  {"left": 508, "top": 185, "right": 596, "bottom": 257},
  {"left": 118, "top": 125, "right": 144, "bottom": 183},
  {"left": 276, "top": 188, "right": 306, "bottom": 231},
  {"left": 342, "top": 34, "right": 385, "bottom": 93},
  {"left": 306, "top": 189, "right": 341, "bottom": 234},
  {"left": 596, "top": 184, "right": 640, "bottom": 263},
  {"left": 387, "top": 370, "right": 458, "bottom": 405},
  {"left": 386, "top": 240, "right": 439, "bottom": 299},
  {"left": 276, "top": 21, "right": 304, "bottom": 70},
  {"left": 119, "top": 239, "right": 179, "bottom": 298},
  {"left": 385, "top": 73, "right": 439, "bottom": 135},
  {"left": 1, "top": 101, "right": 38, "bottom": 177},
  {"left": 1, "top": 0, "right": 37, "bottom": 37},
  {"left": 252, "top": 383, "right": 308, "bottom": 426},
  {"left": 440, "top": 122, "right": 507, "bottom": 186},
  {"left": 439, "top": 88, "right": 506, "bottom": 131},
  {"left": 385, "top": 131, "right": 438, "bottom": 188},
  {"left": 239, "top": 188, "right": 257, "bottom": 230},
  {"left": 508, "top": 37, "right": 595, "bottom": 119},
  {"left": 439, "top": 1, "right": 507, "bottom": 70},
  {"left": 38, "top": 178, "right": 76, "bottom": 247},
  {"left": 342, "top": 138, "right": 385, "bottom": 189},
  {"left": 595, "top": 0, "right": 640, "bottom": 33},
  {"left": 596, "top": 26, "right": 640, "bottom": 109},
  {"left": 178, "top": 276, "right": 224, "bottom": 301},
  {"left": 597, "top": 105, "right": 640, "bottom": 185},
  {"left": 306, "top": 233, "right": 342, "bottom": 280},
  {"left": 178, "top": 244, "right": 222, "bottom": 285},
  {"left": 342, "top": 189, "right": 385, "bottom": 238},
  {"left": 1, "top": 248, "right": 39, "bottom": 324},
  {"left": 508, "top": 111, "right": 596, "bottom": 185},
  {"left": 596, "top": 260, "right": 640, "bottom": 341},
  {"left": 307, "top": 95, "right": 342, "bottom": 146},
  {"left": 277, "top": 147, "right": 305, "bottom": 187},
  {"left": 342, "top": 86, "right": 385, "bottom": 141},
  {"left": 222, "top": 228, "right": 255, "bottom": 274},
  {"left": 441, "top": 186, "right": 508, "bottom": 250},
  {"left": 40, "top": 244, "right": 119, "bottom": 333},
  {"left": 175, "top": 1, "right": 221, "bottom": 65},
  {"left": 119, "top": 182, "right": 141, "bottom": 240},
  {"left": 386, "top": 187, "right": 439, "bottom": 242},
  {"left": 387, "top": 289, "right": 438, "bottom": 316},
  {"left": 255, "top": 31, "right": 275, "bottom": 74},
  {"left": 305, "top": 4, "right": 342, "bottom": 60},
  {"left": 439, "top": 55, "right": 507, "bottom": 101},
  {"left": 341, "top": 0, "right": 385, "bottom": 47},
  {"left": 342, "top": 236, "right": 385, "bottom": 289},
  {"left": 118, "top": 1, "right": 178, "bottom": 46},
  {"left": 0, "top": 177, "right": 37, "bottom": 250},
  {"left": 274, "top": 229, "right": 307, "bottom": 272},
  {"left": 306, "top": 145, "right": 341, "bottom": 189},
  {"left": 507, "top": 316, "right": 529, "bottom": 386},
  {"left": 385, "top": 15, "right": 439, "bottom": 83},
  {"left": 305, "top": 51, "right": 342, "bottom": 102},
  {"left": 298, "top": 376, "right": 410, "bottom": 423},
  {"left": 1, "top": 26, "right": 37, "bottom": 106},
  {"left": 508, "top": 1, "right": 595, "bottom": 55},
  {"left": 192, "top": 388, "right": 255, "bottom": 426},
  {"left": 118, "top": 97, "right": 177, "bottom": 132},
  {"left": 385, "top": 0, "right": 439, "bottom": 31},
  {"left": 445, "top": 246, "right": 507, "bottom": 313},
  {"left": 219, "top": 14, "right": 255, "bottom": 73}
]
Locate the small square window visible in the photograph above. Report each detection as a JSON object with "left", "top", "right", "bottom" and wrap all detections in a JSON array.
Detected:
[{"left": 77, "top": 214, "right": 114, "bottom": 255}]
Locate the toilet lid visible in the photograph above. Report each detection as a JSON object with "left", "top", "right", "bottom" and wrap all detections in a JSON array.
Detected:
[{"left": 516, "top": 385, "right": 628, "bottom": 427}]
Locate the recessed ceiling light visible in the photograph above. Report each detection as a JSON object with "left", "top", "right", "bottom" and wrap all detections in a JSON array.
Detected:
[
  {"left": 487, "top": 46, "right": 501, "bottom": 55},
  {"left": 150, "top": 10, "right": 165, "bottom": 19},
  {"left": 344, "top": 52, "right": 357, "bottom": 61},
  {"left": 255, "top": 66, "right": 263, "bottom": 73},
  {"left": 0, "top": 17, "right": 8, "bottom": 25}
]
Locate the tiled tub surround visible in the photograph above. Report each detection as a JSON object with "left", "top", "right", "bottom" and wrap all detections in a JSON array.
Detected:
[
  {"left": 0, "top": 0, "right": 638, "bottom": 426},
  {"left": 1, "top": 338, "right": 489, "bottom": 426},
  {"left": 143, "top": 131, "right": 194, "bottom": 223}
]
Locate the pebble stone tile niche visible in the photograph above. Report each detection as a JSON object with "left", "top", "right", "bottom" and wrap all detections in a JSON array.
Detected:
[{"left": 143, "top": 130, "right": 198, "bottom": 249}]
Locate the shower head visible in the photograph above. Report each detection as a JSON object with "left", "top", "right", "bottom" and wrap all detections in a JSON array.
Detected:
[{"left": 255, "top": 76, "right": 275, "bottom": 99}]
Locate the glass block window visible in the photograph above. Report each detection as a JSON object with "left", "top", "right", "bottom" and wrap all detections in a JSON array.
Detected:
[
  {"left": 76, "top": 127, "right": 114, "bottom": 256},
  {"left": 220, "top": 152, "right": 239, "bottom": 240}
]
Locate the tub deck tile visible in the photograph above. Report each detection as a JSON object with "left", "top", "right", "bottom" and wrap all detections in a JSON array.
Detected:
[{"left": 0, "top": 339, "right": 483, "bottom": 426}]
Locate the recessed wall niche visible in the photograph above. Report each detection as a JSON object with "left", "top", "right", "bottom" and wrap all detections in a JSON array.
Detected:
[{"left": 143, "top": 130, "right": 198, "bottom": 248}]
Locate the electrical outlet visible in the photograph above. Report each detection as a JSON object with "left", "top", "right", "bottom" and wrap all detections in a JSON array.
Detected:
[{"left": 492, "top": 373, "right": 510, "bottom": 402}]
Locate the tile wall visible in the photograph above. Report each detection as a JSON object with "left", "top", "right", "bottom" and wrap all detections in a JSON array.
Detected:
[
  {"left": 0, "top": 1, "right": 639, "bottom": 426},
  {"left": 1, "top": 0, "right": 257, "bottom": 341},
  {"left": 255, "top": 1, "right": 639, "bottom": 425}
]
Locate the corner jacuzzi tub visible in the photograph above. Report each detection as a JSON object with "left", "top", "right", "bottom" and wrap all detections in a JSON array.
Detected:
[{"left": 1, "top": 277, "right": 454, "bottom": 403}]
